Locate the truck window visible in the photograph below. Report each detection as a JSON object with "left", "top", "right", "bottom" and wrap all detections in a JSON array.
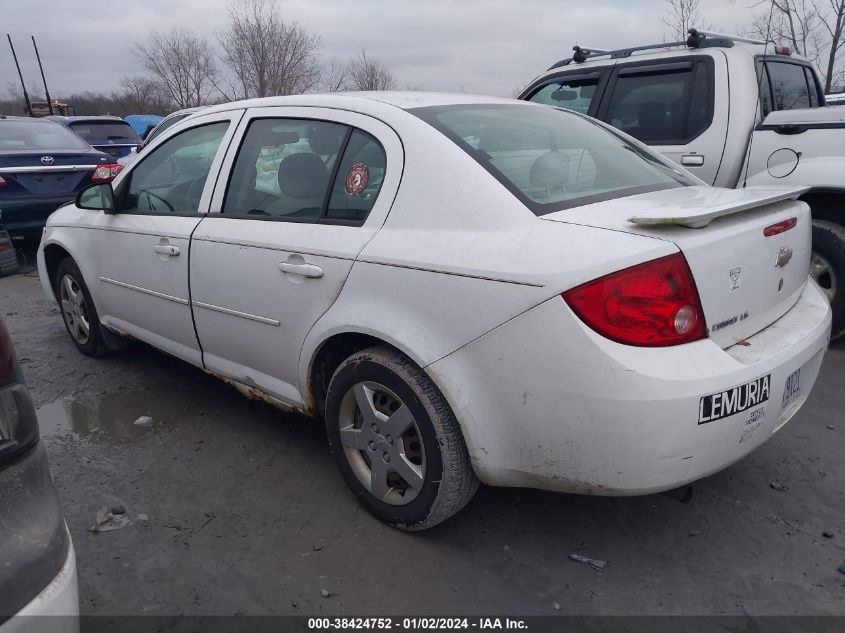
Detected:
[
  {"left": 804, "top": 67, "right": 821, "bottom": 107},
  {"left": 602, "top": 61, "right": 712, "bottom": 145},
  {"left": 766, "top": 61, "right": 811, "bottom": 110},
  {"left": 757, "top": 64, "right": 775, "bottom": 116},
  {"left": 527, "top": 74, "right": 601, "bottom": 115}
]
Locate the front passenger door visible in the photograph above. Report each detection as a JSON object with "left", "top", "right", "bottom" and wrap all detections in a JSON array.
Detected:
[{"left": 92, "top": 111, "right": 241, "bottom": 365}]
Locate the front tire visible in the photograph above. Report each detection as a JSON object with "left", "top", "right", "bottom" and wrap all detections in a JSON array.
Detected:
[
  {"left": 325, "top": 345, "right": 479, "bottom": 530},
  {"left": 54, "top": 257, "right": 108, "bottom": 357},
  {"left": 811, "top": 220, "right": 845, "bottom": 340}
]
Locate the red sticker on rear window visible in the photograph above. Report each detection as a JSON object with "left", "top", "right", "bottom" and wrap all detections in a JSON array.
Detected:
[{"left": 345, "top": 163, "right": 369, "bottom": 197}]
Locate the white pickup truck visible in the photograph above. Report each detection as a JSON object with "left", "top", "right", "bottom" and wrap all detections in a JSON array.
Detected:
[{"left": 520, "top": 29, "right": 845, "bottom": 339}]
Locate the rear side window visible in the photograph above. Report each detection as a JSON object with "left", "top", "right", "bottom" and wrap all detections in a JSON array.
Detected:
[
  {"left": 325, "top": 130, "right": 386, "bottom": 222},
  {"left": 603, "top": 61, "right": 712, "bottom": 144},
  {"left": 413, "top": 104, "right": 695, "bottom": 215},
  {"left": 527, "top": 74, "right": 601, "bottom": 114},
  {"left": 766, "top": 61, "right": 811, "bottom": 110},
  {"left": 68, "top": 121, "right": 139, "bottom": 142},
  {"left": 223, "top": 118, "right": 386, "bottom": 224}
]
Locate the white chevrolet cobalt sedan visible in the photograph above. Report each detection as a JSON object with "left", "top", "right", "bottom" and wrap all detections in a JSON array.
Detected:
[{"left": 37, "top": 93, "right": 831, "bottom": 530}]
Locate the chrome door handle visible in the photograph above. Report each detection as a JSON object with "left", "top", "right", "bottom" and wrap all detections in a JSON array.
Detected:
[
  {"left": 153, "top": 244, "right": 180, "bottom": 256},
  {"left": 278, "top": 262, "right": 324, "bottom": 278},
  {"left": 680, "top": 154, "right": 705, "bottom": 167}
]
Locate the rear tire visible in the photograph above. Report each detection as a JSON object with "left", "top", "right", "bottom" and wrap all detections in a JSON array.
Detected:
[
  {"left": 325, "top": 345, "right": 479, "bottom": 530},
  {"left": 811, "top": 220, "right": 845, "bottom": 340},
  {"left": 54, "top": 257, "right": 108, "bottom": 357}
]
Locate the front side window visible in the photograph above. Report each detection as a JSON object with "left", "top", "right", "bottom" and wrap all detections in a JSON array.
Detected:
[
  {"left": 223, "top": 118, "right": 387, "bottom": 224},
  {"left": 527, "top": 74, "right": 601, "bottom": 114},
  {"left": 146, "top": 113, "right": 190, "bottom": 145},
  {"left": 118, "top": 122, "right": 228, "bottom": 214},
  {"left": 604, "top": 62, "right": 712, "bottom": 144},
  {"left": 413, "top": 104, "right": 694, "bottom": 215},
  {"left": 766, "top": 61, "right": 811, "bottom": 110}
]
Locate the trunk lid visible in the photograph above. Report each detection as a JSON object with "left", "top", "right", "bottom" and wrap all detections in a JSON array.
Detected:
[
  {"left": 542, "top": 185, "right": 812, "bottom": 348},
  {"left": 0, "top": 150, "right": 109, "bottom": 197}
]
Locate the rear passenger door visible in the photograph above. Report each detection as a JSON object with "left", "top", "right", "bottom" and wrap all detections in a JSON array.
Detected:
[
  {"left": 596, "top": 57, "right": 727, "bottom": 185},
  {"left": 190, "top": 107, "right": 403, "bottom": 407}
]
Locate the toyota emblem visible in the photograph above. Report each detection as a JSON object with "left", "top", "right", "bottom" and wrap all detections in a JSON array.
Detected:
[{"left": 40, "top": 156, "right": 55, "bottom": 166}]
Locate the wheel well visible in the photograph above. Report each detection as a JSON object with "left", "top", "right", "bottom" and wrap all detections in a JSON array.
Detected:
[
  {"left": 43, "top": 244, "right": 71, "bottom": 293},
  {"left": 799, "top": 191, "right": 845, "bottom": 224},
  {"left": 307, "top": 333, "right": 386, "bottom": 417}
]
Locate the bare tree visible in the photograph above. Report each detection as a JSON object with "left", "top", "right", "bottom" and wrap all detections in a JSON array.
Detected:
[
  {"left": 662, "top": 0, "right": 710, "bottom": 40},
  {"left": 112, "top": 75, "right": 174, "bottom": 115},
  {"left": 815, "top": 0, "right": 845, "bottom": 92},
  {"left": 750, "top": 0, "right": 822, "bottom": 61},
  {"left": 322, "top": 58, "right": 352, "bottom": 92},
  {"left": 347, "top": 50, "right": 396, "bottom": 91},
  {"left": 134, "top": 27, "right": 218, "bottom": 108},
  {"left": 217, "top": 0, "right": 322, "bottom": 99}
]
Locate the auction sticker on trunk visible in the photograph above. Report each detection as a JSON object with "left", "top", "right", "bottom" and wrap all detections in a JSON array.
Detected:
[{"left": 699, "top": 374, "right": 771, "bottom": 424}]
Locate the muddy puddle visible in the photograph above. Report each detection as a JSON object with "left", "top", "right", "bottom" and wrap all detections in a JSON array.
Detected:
[{"left": 36, "top": 385, "right": 200, "bottom": 441}]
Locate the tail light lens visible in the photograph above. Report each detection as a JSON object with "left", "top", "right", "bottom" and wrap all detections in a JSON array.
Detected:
[
  {"left": 563, "top": 253, "right": 707, "bottom": 347},
  {"left": 0, "top": 320, "right": 39, "bottom": 463},
  {"left": 91, "top": 163, "right": 123, "bottom": 182}
]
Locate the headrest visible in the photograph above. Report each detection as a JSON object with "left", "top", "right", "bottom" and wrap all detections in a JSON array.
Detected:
[
  {"left": 529, "top": 151, "right": 570, "bottom": 188},
  {"left": 278, "top": 153, "right": 329, "bottom": 198},
  {"left": 308, "top": 124, "right": 345, "bottom": 155}
]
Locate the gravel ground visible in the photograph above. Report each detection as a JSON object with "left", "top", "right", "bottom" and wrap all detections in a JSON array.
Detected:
[{"left": 2, "top": 266, "right": 844, "bottom": 616}]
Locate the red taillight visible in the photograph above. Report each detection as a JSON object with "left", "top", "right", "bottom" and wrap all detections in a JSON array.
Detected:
[
  {"left": 91, "top": 163, "right": 123, "bottom": 182},
  {"left": 763, "top": 217, "right": 797, "bottom": 237},
  {"left": 775, "top": 45, "right": 792, "bottom": 55},
  {"left": 563, "top": 253, "right": 707, "bottom": 347}
]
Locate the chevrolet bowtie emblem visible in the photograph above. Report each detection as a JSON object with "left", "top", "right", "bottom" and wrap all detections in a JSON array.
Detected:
[{"left": 775, "top": 246, "right": 793, "bottom": 268}]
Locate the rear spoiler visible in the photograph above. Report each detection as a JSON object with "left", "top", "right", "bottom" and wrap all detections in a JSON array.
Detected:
[{"left": 628, "top": 186, "right": 809, "bottom": 228}]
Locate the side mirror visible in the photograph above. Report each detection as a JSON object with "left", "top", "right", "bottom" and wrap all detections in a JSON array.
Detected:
[{"left": 76, "top": 182, "right": 115, "bottom": 214}]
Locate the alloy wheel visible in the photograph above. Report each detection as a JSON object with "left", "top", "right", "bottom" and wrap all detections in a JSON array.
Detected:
[
  {"left": 810, "top": 251, "right": 837, "bottom": 303},
  {"left": 59, "top": 273, "right": 91, "bottom": 345}
]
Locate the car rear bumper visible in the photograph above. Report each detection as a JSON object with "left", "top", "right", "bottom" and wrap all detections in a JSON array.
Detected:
[
  {"left": 427, "top": 280, "right": 832, "bottom": 495},
  {"left": 0, "top": 443, "right": 77, "bottom": 624},
  {"left": 0, "top": 539, "right": 78, "bottom": 633},
  {"left": 0, "top": 199, "right": 73, "bottom": 235}
]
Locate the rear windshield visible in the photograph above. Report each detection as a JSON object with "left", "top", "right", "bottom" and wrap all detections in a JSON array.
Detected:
[
  {"left": 68, "top": 121, "right": 139, "bottom": 142},
  {"left": 412, "top": 104, "right": 694, "bottom": 215},
  {"left": 0, "top": 119, "right": 90, "bottom": 151}
]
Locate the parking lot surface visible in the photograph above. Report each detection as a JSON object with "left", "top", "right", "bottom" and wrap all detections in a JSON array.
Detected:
[{"left": 2, "top": 267, "right": 844, "bottom": 616}]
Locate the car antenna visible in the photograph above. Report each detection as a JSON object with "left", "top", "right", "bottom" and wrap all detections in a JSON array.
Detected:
[
  {"left": 6, "top": 34, "right": 33, "bottom": 117},
  {"left": 31, "top": 36, "right": 54, "bottom": 116}
]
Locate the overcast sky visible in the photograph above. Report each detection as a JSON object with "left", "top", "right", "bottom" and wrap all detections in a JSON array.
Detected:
[{"left": 3, "top": 0, "right": 753, "bottom": 100}]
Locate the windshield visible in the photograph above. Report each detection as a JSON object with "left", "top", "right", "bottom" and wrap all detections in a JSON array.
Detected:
[
  {"left": 68, "top": 120, "right": 139, "bottom": 142},
  {"left": 0, "top": 119, "right": 91, "bottom": 151},
  {"left": 412, "top": 103, "right": 695, "bottom": 215}
]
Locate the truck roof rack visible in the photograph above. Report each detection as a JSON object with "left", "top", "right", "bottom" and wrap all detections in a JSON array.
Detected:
[{"left": 548, "top": 28, "right": 768, "bottom": 69}]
